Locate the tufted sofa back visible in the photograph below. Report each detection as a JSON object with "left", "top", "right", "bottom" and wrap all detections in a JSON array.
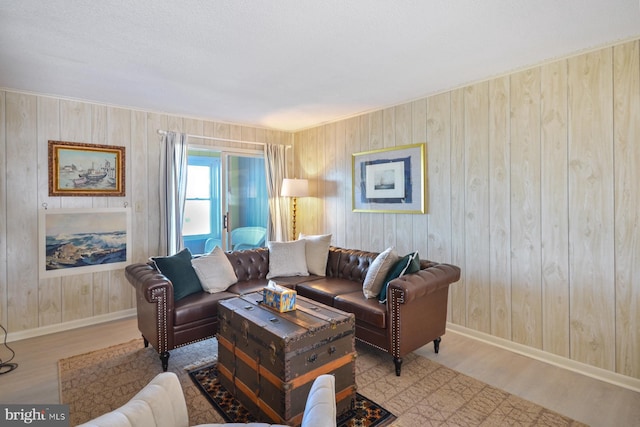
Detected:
[
  {"left": 326, "top": 247, "right": 377, "bottom": 284},
  {"left": 225, "top": 247, "right": 270, "bottom": 282},
  {"left": 222, "top": 246, "right": 378, "bottom": 284}
]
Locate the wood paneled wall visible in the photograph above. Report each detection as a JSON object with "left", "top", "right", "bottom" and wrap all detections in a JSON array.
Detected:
[
  {"left": 293, "top": 39, "right": 640, "bottom": 380},
  {"left": 0, "top": 93, "right": 290, "bottom": 336}
]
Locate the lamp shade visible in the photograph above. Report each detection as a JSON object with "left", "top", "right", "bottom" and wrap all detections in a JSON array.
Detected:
[{"left": 281, "top": 178, "right": 309, "bottom": 197}]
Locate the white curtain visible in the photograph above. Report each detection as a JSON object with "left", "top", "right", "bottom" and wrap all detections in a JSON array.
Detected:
[
  {"left": 159, "top": 132, "right": 188, "bottom": 256},
  {"left": 264, "top": 144, "right": 289, "bottom": 242}
]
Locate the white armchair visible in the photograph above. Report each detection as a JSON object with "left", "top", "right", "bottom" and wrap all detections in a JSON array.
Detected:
[{"left": 77, "top": 372, "right": 337, "bottom": 427}]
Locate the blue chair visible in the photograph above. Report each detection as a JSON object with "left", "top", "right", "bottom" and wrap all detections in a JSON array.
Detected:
[
  {"left": 204, "top": 238, "right": 222, "bottom": 253},
  {"left": 231, "top": 226, "right": 267, "bottom": 250}
]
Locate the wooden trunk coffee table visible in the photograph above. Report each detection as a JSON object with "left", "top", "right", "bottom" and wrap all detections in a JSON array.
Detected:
[{"left": 217, "top": 292, "right": 356, "bottom": 426}]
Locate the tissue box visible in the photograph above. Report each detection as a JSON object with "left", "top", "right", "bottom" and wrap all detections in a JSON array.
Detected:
[{"left": 263, "top": 283, "right": 297, "bottom": 312}]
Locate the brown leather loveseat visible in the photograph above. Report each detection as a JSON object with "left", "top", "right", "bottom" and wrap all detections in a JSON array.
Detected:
[{"left": 125, "top": 246, "right": 460, "bottom": 375}]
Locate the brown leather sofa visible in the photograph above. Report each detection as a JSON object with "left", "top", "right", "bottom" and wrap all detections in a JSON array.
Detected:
[{"left": 125, "top": 246, "right": 460, "bottom": 375}]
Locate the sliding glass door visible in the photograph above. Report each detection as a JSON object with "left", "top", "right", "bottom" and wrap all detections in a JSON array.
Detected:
[
  {"left": 182, "top": 147, "right": 267, "bottom": 254},
  {"left": 225, "top": 154, "right": 268, "bottom": 250}
]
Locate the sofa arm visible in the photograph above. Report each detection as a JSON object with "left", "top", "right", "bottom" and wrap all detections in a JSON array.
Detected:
[
  {"left": 125, "top": 263, "right": 176, "bottom": 353},
  {"left": 125, "top": 263, "right": 175, "bottom": 304},
  {"left": 301, "top": 374, "right": 337, "bottom": 427},
  {"left": 386, "top": 262, "right": 460, "bottom": 371},
  {"left": 388, "top": 263, "right": 461, "bottom": 304},
  {"left": 77, "top": 372, "right": 189, "bottom": 427}
]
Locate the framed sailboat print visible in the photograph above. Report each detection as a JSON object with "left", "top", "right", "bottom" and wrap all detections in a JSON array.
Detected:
[{"left": 48, "top": 140, "right": 126, "bottom": 197}]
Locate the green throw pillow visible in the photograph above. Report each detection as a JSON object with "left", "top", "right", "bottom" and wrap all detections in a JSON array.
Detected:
[
  {"left": 151, "top": 248, "right": 202, "bottom": 301},
  {"left": 378, "top": 251, "right": 420, "bottom": 303}
]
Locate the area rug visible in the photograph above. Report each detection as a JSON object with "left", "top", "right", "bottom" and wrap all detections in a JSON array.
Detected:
[
  {"left": 188, "top": 363, "right": 396, "bottom": 426},
  {"left": 59, "top": 337, "right": 588, "bottom": 426}
]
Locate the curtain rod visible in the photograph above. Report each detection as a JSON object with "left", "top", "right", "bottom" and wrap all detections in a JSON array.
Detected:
[{"left": 157, "top": 129, "right": 291, "bottom": 148}]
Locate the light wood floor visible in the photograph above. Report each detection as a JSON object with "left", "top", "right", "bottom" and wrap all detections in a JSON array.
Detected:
[{"left": 0, "top": 317, "right": 638, "bottom": 426}]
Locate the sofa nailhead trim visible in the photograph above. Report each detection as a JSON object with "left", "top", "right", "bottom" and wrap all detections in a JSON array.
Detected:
[
  {"left": 150, "top": 287, "right": 168, "bottom": 353},
  {"left": 174, "top": 335, "right": 215, "bottom": 349},
  {"left": 390, "top": 288, "right": 403, "bottom": 359},
  {"left": 355, "top": 337, "right": 387, "bottom": 353}
]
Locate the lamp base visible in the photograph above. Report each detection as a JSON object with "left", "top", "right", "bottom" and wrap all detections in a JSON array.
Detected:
[{"left": 291, "top": 197, "right": 298, "bottom": 239}]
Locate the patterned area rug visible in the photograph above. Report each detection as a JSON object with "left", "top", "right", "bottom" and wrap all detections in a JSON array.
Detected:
[
  {"left": 188, "top": 363, "right": 396, "bottom": 426},
  {"left": 58, "top": 338, "right": 588, "bottom": 426}
]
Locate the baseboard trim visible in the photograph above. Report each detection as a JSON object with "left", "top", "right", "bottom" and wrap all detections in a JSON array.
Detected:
[
  {"left": 446, "top": 323, "right": 640, "bottom": 393},
  {"left": 7, "top": 309, "right": 136, "bottom": 343}
]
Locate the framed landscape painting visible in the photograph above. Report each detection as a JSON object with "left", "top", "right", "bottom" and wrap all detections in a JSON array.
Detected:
[
  {"left": 352, "top": 143, "right": 426, "bottom": 213},
  {"left": 39, "top": 207, "right": 131, "bottom": 278},
  {"left": 48, "top": 140, "right": 126, "bottom": 197}
]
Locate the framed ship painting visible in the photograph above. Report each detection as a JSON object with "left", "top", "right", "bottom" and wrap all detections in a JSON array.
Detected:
[
  {"left": 48, "top": 140, "right": 126, "bottom": 197},
  {"left": 39, "top": 207, "right": 131, "bottom": 278},
  {"left": 352, "top": 143, "right": 427, "bottom": 213}
]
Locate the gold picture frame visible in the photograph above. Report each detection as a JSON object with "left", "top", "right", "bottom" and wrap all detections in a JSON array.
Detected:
[
  {"left": 48, "top": 140, "right": 125, "bottom": 197},
  {"left": 352, "top": 143, "right": 426, "bottom": 213}
]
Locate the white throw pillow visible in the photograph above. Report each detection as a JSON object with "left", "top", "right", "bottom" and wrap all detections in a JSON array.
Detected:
[
  {"left": 191, "top": 246, "right": 238, "bottom": 293},
  {"left": 299, "top": 233, "right": 332, "bottom": 276},
  {"left": 266, "top": 240, "right": 309, "bottom": 279},
  {"left": 362, "top": 247, "right": 399, "bottom": 299}
]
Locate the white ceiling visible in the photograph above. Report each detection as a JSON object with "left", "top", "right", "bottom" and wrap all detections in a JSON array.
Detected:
[{"left": 1, "top": 1, "right": 639, "bottom": 132}]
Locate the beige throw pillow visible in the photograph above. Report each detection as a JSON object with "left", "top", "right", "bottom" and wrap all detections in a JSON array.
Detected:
[
  {"left": 299, "top": 233, "right": 332, "bottom": 276},
  {"left": 191, "top": 246, "right": 238, "bottom": 293},
  {"left": 266, "top": 240, "right": 309, "bottom": 279},
  {"left": 362, "top": 247, "right": 399, "bottom": 299}
]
